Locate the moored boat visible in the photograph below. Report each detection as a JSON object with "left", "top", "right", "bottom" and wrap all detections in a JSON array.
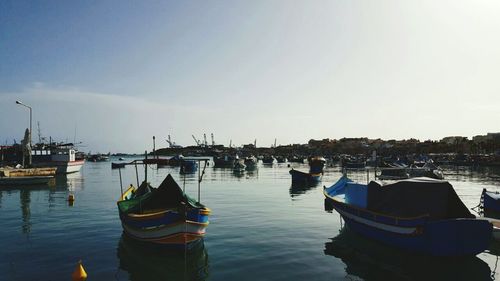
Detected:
[
  {"left": 262, "top": 155, "right": 275, "bottom": 165},
  {"left": 244, "top": 156, "right": 258, "bottom": 170},
  {"left": 289, "top": 169, "right": 321, "bottom": 184},
  {"left": 324, "top": 176, "right": 492, "bottom": 256},
  {"left": 31, "top": 144, "right": 84, "bottom": 174},
  {"left": 117, "top": 174, "right": 211, "bottom": 246},
  {"left": 0, "top": 167, "right": 56, "bottom": 185},
  {"left": 233, "top": 159, "right": 246, "bottom": 173},
  {"left": 289, "top": 156, "right": 326, "bottom": 184}
]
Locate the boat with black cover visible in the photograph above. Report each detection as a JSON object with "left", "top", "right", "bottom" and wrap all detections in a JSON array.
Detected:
[{"left": 324, "top": 176, "right": 492, "bottom": 256}]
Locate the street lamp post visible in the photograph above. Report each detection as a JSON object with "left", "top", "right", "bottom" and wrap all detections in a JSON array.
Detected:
[{"left": 16, "top": 100, "right": 32, "bottom": 166}]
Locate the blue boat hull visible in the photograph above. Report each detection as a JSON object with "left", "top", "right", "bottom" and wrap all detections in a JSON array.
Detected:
[
  {"left": 340, "top": 210, "right": 491, "bottom": 256},
  {"left": 325, "top": 177, "right": 492, "bottom": 257}
]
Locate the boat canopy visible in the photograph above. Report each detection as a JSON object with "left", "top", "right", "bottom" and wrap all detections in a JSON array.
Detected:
[
  {"left": 366, "top": 178, "right": 474, "bottom": 220},
  {"left": 118, "top": 174, "right": 204, "bottom": 214}
]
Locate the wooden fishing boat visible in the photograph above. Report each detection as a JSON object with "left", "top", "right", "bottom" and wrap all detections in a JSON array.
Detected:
[
  {"left": 0, "top": 167, "right": 56, "bottom": 185},
  {"left": 117, "top": 174, "right": 211, "bottom": 246},
  {"left": 324, "top": 176, "right": 492, "bottom": 256},
  {"left": 289, "top": 156, "right": 326, "bottom": 184},
  {"left": 289, "top": 169, "right": 321, "bottom": 184}
]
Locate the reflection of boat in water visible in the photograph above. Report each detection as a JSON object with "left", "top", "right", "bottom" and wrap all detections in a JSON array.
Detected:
[
  {"left": 180, "top": 160, "right": 198, "bottom": 174},
  {"left": 117, "top": 234, "right": 209, "bottom": 281},
  {"left": 289, "top": 181, "right": 319, "bottom": 198},
  {"left": 325, "top": 227, "right": 492, "bottom": 281},
  {"left": 324, "top": 176, "right": 492, "bottom": 256}
]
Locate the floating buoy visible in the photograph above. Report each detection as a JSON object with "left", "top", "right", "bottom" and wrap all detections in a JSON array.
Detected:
[
  {"left": 72, "top": 260, "right": 87, "bottom": 281},
  {"left": 68, "top": 194, "right": 75, "bottom": 202}
]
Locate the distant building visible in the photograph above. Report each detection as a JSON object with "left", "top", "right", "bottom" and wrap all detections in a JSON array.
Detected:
[
  {"left": 473, "top": 133, "right": 500, "bottom": 143},
  {"left": 441, "top": 136, "right": 468, "bottom": 145}
]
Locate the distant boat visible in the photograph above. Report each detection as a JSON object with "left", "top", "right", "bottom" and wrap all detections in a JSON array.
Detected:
[
  {"left": 407, "top": 161, "right": 444, "bottom": 179},
  {"left": 324, "top": 176, "right": 492, "bottom": 256},
  {"left": 289, "top": 156, "right": 326, "bottom": 184},
  {"left": 275, "top": 156, "right": 287, "bottom": 163},
  {"left": 244, "top": 156, "right": 258, "bottom": 170},
  {"left": 213, "top": 155, "right": 236, "bottom": 168},
  {"left": 262, "top": 156, "right": 275, "bottom": 165},
  {"left": 341, "top": 156, "right": 366, "bottom": 169},
  {"left": 377, "top": 168, "right": 410, "bottom": 180},
  {"left": 289, "top": 156, "right": 305, "bottom": 164},
  {"left": 117, "top": 174, "right": 211, "bottom": 246},
  {"left": 88, "top": 154, "right": 109, "bottom": 162},
  {"left": 233, "top": 159, "right": 246, "bottom": 173}
]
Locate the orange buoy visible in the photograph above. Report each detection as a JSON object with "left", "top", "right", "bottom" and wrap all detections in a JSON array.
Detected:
[{"left": 72, "top": 260, "right": 87, "bottom": 281}]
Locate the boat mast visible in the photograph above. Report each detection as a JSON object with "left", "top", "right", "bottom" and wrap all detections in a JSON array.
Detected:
[{"left": 144, "top": 150, "right": 148, "bottom": 183}]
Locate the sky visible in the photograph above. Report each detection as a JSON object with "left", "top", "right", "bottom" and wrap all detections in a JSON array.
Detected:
[{"left": 1, "top": 0, "right": 499, "bottom": 153}]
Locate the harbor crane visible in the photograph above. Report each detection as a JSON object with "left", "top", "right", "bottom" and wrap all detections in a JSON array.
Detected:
[
  {"left": 192, "top": 135, "right": 201, "bottom": 146},
  {"left": 166, "top": 135, "right": 183, "bottom": 148},
  {"left": 166, "top": 135, "right": 173, "bottom": 147}
]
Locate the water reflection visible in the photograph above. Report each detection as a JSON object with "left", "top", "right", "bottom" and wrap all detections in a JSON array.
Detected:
[
  {"left": 117, "top": 234, "right": 209, "bottom": 281},
  {"left": 20, "top": 189, "right": 31, "bottom": 234},
  {"left": 325, "top": 227, "right": 492, "bottom": 281},
  {"left": 289, "top": 181, "right": 320, "bottom": 198}
]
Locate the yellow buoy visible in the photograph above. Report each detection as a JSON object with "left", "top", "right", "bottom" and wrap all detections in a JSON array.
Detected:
[{"left": 72, "top": 260, "right": 87, "bottom": 281}]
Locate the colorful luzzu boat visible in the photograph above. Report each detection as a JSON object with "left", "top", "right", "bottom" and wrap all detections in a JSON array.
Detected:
[
  {"left": 117, "top": 174, "right": 210, "bottom": 246},
  {"left": 324, "top": 176, "right": 492, "bottom": 257}
]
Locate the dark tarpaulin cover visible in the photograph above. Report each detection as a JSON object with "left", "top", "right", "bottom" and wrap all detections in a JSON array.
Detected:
[
  {"left": 366, "top": 178, "right": 474, "bottom": 220},
  {"left": 120, "top": 174, "right": 204, "bottom": 214},
  {"left": 142, "top": 174, "right": 204, "bottom": 211}
]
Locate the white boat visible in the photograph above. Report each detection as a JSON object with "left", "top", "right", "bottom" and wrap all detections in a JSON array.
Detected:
[{"left": 32, "top": 144, "right": 84, "bottom": 174}]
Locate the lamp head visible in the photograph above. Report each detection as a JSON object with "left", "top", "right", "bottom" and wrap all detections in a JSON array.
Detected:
[{"left": 16, "top": 100, "right": 21, "bottom": 105}]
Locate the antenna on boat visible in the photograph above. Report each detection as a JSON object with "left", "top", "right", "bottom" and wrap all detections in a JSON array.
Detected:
[{"left": 144, "top": 150, "right": 148, "bottom": 183}]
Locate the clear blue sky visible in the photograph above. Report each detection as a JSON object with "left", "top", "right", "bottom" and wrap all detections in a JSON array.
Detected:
[{"left": 1, "top": 1, "right": 499, "bottom": 153}]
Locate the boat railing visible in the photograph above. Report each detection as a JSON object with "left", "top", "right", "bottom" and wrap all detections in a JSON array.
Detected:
[{"left": 115, "top": 152, "right": 212, "bottom": 204}]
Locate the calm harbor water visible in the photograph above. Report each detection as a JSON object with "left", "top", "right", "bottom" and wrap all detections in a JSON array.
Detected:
[{"left": 1, "top": 160, "right": 500, "bottom": 281}]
